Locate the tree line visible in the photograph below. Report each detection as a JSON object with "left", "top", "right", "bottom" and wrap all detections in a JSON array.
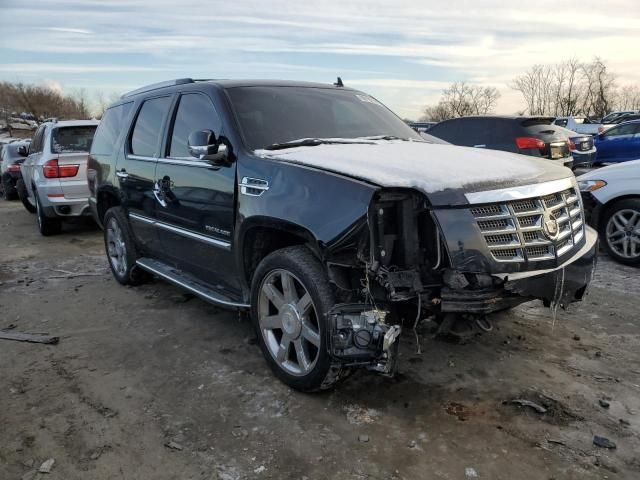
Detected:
[
  {"left": 0, "top": 81, "right": 121, "bottom": 125},
  {"left": 421, "top": 57, "right": 640, "bottom": 122}
]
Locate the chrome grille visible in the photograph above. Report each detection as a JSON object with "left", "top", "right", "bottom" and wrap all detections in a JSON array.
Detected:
[{"left": 471, "top": 187, "right": 585, "bottom": 262}]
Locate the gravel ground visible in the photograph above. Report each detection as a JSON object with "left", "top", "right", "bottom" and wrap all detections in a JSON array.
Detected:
[{"left": 1, "top": 199, "right": 639, "bottom": 480}]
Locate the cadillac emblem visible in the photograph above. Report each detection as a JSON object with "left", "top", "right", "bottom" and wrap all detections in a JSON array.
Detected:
[{"left": 543, "top": 212, "right": 560, "bottom": 240}]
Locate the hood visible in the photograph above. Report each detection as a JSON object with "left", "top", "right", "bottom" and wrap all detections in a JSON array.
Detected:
[
  {"left": 255, "top": 140, "right": 571, "bottom": 206},
  {"left": 578, "top": 159, "right": 640, "bottom": 182}
]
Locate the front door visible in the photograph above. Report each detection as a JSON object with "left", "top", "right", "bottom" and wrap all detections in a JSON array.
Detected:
[
  {"left": 154, "top": 92, "right": 239, "bottom": 297},
  {"left": 117, "top": 95, "right": 173, "bottom": 255},
  {"left": 597, "top": 123, "right": 637, "bottom": 162}
]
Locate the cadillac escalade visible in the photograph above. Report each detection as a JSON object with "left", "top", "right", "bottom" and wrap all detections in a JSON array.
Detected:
[{"left": 88, "top": 78, "right": 598, "bottom": 392}]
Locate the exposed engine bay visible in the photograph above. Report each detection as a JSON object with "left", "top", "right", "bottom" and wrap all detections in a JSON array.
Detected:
[{"left": 325, "top": 188, "right": 598, "bottom": 376}]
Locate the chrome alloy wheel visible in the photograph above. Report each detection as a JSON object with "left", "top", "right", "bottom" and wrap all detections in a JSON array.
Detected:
[
  {"left": 606, "top": 208, "right": 640, "bottom": 259},
  {"left": 106, "top": 217, "right": 128, "bottom": 276},
  {"left": 258, "top": 269, "right": 321, "bottom": 376}
]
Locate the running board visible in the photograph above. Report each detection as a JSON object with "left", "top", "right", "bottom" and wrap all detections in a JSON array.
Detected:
[{"left": 135, "top": 258, "right": 250, "bottom": 309}]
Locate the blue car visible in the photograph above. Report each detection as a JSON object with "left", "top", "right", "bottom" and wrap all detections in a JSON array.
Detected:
[{"left": 594, "top": 119, "right": 640, "bottom": 164}]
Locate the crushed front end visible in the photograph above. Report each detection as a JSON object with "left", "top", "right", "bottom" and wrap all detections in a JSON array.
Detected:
[{"left": 324, "top": 176, "right": 598, "bottom": 375}]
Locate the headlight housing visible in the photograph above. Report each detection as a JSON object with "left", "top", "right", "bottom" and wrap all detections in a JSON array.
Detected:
[{"left": 577, "top": 179, "right": 607, "bottom": 192}]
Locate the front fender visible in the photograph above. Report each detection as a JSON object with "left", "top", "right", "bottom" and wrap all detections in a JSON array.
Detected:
[{"left": 236, "top": 154, "right": 377, "bottom": 251}]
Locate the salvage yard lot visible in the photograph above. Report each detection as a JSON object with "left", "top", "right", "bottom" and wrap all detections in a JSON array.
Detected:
[{"left": 1, "top": 199, "right": 639, "bottom": 480}]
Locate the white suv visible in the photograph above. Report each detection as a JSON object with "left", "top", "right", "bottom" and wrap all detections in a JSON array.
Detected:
[{"left": 19, "top": 119, "right": 99, "bottom": 235}]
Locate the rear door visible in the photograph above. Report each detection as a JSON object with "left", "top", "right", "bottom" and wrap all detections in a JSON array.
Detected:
[
  {"left": 620, "top": 123, "right": 640, "bottom": 161},
  {"left": 154, "top": 91, "right": 239, "bottom": 295},
  {"left": 118, "top": 95, "right": 173, "bottom": 254}
]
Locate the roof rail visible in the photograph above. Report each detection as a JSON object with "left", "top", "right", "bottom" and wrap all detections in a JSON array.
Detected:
[{"left": 121, "top": 78, "right": 195, "bottom": 99}]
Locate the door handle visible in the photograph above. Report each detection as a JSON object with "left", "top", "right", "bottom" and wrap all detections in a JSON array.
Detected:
[
  {"left": 153, "top": 181, "right": 167, "bottom": 207},
  {"left": 116, "top": 169, "right": 129, "bottom": 179}
]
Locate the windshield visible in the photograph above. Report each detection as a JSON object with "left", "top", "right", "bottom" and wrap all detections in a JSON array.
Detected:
[
  {"left": 226, "top": 86, "right": 422, "bottom": 150},
  {"left": 52, "top": 125, "right": 97, "bottom": 153}
]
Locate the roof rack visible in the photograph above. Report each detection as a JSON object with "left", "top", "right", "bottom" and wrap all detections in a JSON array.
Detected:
[{"left": 121, "top": 78, "right": 211, "bottom": 99}]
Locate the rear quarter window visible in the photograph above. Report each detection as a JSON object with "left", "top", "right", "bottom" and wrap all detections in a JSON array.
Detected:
[{"left": 91, "top": 102, "right": 133, "bottom": 156}]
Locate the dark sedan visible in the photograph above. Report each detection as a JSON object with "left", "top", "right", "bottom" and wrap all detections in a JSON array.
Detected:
[
  {"left": 427, "top": 116, "right": 574, "bottom": 168},
  {"left": 0, "top": 140, "right": 29, "bottom": 200}
]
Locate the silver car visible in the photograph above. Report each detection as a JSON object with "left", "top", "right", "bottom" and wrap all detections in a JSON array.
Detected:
[{"left": 19, "top": 119, "right": 99, "bottom": 235}]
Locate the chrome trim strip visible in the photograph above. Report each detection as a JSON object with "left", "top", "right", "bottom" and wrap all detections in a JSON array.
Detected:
[
  {"left": 465, "top": 177, "right": 575, "bottom": 204},
  {"left": 128, "top": 213, "right": 231, "bottom": 250},
  {"left": 156, "top": 222, "right": 231, "bottom": 249},
  {"left": 129, "top": 212, "right": 154, "bottom": 225},
  {"left": 127, "top": 154, "right": 156, "bottom": 163},
  {"left": 135, "top": 259, "right": 250, "bottom": 309},
  {"left": 158, "top": 157, "right": 213, "bottom": 168}
]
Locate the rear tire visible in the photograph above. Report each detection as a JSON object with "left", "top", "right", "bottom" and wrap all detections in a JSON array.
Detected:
[
  {"left": 103, "top": 206, "right": 150, "bottom": 285},
  {"left": 35, "top": 190, "right": 62, "bottom": 236},
  {"left": 16, "top": 179, "right": 36, "bottom": 213},
  {"left": 599, "top": 198, "right": 640, "bottom": 267},
  {"left": 250, "top": 245, "right": 347, "bottom": 392}
]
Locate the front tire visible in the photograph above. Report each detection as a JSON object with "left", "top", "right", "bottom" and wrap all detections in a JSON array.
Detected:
[
  {"left": 250, "top": 246, "right": 345, "bottom": 392},
  {"left": 600, "top": 199, "right": 640, "bottom": 266},
  {"left": 103, "top": 207, "right": 150, "bottom": 285}
]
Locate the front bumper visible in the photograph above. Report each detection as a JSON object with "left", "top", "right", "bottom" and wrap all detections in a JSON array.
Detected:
[{"left": 441, "top": 227, "right": 599, "bottom": 313}]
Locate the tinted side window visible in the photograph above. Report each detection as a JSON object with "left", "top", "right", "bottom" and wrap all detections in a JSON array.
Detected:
[
  {"left": 554, "top": 119, "right": 568, "bottom": 127},
  {"left": 428, "top": 120, "right": 465, "bottom": 144},
  {"left": 169, "top": 94, "right": 221, "bottom": 158},
  {"left": 91, "top": 103, "right": 133, "bottom": 155},
  {"left": 603, "top": 124, "right": 636, "bottom": 137},
  {"left": 130, "top": 96, "right": 172, "bottom": 157}
]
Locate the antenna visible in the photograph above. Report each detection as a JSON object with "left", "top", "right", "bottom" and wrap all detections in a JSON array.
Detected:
[{"left": 334, "top": 77, "right": 344, "bottom": 87}]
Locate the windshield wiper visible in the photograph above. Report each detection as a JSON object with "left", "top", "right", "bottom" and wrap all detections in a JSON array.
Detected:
[
  {"left": 358, "top": 135, "right": 426, "bottom": 142},
  {"left": 263, "top": 138, "right": 373, "bottom": 151}
]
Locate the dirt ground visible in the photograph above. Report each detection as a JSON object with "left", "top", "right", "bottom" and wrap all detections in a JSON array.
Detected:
[{"left": 1, "top": 199, "right": 639, "bottom": 480}]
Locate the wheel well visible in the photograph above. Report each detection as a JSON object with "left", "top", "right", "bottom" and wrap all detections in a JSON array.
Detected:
[
  {"left": 97, "top": 190, "right": 121, "bottom": 224},
  {"left": 599, "top": 195, "right": 640, "bottom": 228},
  {"left": 242, "top": 226, "right": 311, "bottom": 286}
]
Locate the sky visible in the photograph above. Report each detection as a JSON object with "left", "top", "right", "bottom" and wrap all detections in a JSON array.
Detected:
[{"left": 1, "top": 0, "right": 639, "bottom": 119}]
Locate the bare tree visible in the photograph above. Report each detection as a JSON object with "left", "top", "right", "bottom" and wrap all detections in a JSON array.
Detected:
[
  {"left": 0, "top": 81, "right": 90, "bottom": 121},
  {"left": 580, "top": 57, "right": 615, "bottom": 118},
  {"left": 420, "top": 82, "right": 501, "bottom": 121},
  {"left": 616, "top": 85, "right": 640, "bottom": 110},
  {"left": 511, "top": 57, "right": 619, "bottom": 118}
]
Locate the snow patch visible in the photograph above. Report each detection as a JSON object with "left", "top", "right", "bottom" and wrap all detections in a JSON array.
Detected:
[{"left": 255, "top": 141, "right": 558, "bottom": 194}]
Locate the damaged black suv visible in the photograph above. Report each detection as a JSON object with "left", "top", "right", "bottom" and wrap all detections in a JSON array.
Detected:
[{"left": 89, "top": 78, "right": 598, "bottom": 392}]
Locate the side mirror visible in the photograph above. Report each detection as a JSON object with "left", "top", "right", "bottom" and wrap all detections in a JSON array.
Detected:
[
  {"left": 17, "top": 145, "right": 28, "bottom": 157},
  {"left": 188, "top": 130, "right": 228, "bottom": 163}
]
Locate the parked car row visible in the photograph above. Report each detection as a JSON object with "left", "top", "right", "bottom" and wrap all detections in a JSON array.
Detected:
[
  {"left": 407, "top": 114, "right": 639, "bottom": 266},
  {"left": 0, "top": 79, "right": 636, "bottom": 392},
  {"left": 413, "top": 113, "right": 640, "bottom": 166}
]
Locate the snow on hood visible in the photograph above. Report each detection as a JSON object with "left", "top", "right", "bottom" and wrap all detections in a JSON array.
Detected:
[{"left": 255, "top": 140, "right": 569, "bottom": 195}]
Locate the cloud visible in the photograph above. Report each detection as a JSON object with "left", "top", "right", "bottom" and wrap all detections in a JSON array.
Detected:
[
  {"left": 46, "top": 27, "right": 92, "bottom": 35},
  {"left": 0, "top": 0, "right": 639, "bottom": 118},
  {"left": 0, "top": 64, "right": 178, "bottom": 73}
]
